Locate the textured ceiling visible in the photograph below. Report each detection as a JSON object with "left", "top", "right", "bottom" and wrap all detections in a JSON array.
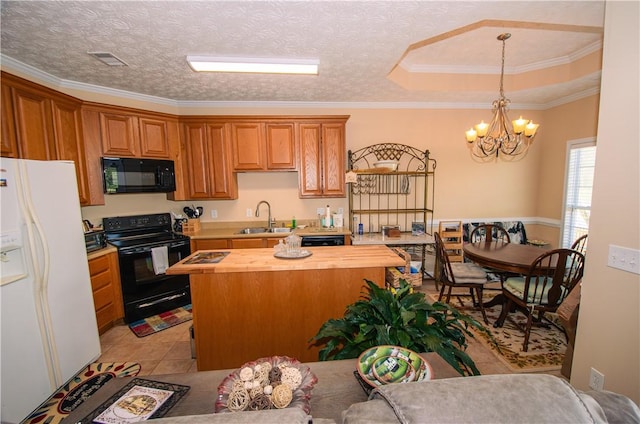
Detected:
[{"left": 0, "top": 1, "right": 605, "bottom": 107}]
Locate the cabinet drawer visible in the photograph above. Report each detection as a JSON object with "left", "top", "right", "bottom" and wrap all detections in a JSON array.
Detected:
[
  {"left": 91, "top": 269, "right": 112, "bottom": 292},
  {"left": 95, "top": 303, "right": 115, "bottom": 333},
  {"left": 193, "top": 239, "right": 229, "bottom": 250},
  {"left": 89, "top": 254, "right": 110, "bottom": 276},
  {"left": 92, "top": 284, "right": 114, "bottom": 311}
]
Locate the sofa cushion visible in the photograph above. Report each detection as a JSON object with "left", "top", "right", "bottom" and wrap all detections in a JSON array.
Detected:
[{"left": 342, "top": 374, "right": 608, "bottom": 423}]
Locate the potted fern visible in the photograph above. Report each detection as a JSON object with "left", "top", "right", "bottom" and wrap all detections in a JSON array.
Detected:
[{"left": 310, "top": 279, "right": 484, "bottom": 376}]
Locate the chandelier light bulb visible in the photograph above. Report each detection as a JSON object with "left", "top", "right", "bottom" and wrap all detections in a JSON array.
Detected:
[
  {"left": 466, "top": 128, "right": 478, "bottom": 142},
  {"left": 525, "top": 121, "right": 539, "bottom": 137},
  {"left": 475, "top": 121, "right": 489, "bottom": 138},
  {"left": 512, "top": 116, "right": 528, "bottom": 134}
]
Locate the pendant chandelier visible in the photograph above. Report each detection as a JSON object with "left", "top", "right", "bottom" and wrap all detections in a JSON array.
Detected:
[{"left": 465, "top": 33, "right": 539, "bottom": 158}]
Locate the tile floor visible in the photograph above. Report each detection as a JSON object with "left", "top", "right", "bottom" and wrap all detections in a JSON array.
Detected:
[{"left": 97, "top": 278, "right": 562, "bottom": 378}]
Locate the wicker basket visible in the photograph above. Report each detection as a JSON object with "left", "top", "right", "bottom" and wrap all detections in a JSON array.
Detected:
[
  {"left": 181, "top": 219, "right": 201, "bottom": 234},
  {"left": 385, "top": 248, "right": 422, "bottom": 288}
]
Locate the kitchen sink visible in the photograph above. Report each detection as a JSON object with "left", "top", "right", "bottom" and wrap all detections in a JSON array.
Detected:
[{"left": 234, "top": 227, "right": 291, "bottom": 234}]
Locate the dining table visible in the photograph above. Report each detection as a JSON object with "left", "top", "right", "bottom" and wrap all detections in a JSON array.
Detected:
[
  {"left": 463, "top": 240, "right": 553, "bottom": 310},
  {"left": 463, "top": 240, "right": 553, "bottom": 275}
]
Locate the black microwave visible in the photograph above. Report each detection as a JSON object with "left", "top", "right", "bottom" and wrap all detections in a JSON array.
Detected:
[{"left": 102, "top": 157, "right": 176, "bottom": 193}]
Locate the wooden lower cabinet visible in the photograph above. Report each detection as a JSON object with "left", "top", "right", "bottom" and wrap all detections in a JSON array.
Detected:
[
  {"left": 88, "top": 252, "right": 124, "bottom": 335},
  {"left": 191, "top": 237, "right": 281, "bottom": 251},
  {"left": 191, "top": 238, "right": 228, "bottom": 252}
]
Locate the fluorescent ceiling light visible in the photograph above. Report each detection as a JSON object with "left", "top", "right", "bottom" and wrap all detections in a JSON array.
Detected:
[{"left": 187, "top": 56, "right": 319, "bottom": 75}]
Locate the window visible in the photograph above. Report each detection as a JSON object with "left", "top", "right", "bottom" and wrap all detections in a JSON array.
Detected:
[{"left": 561, "top": 139, "right": 596, "bottom": 248}]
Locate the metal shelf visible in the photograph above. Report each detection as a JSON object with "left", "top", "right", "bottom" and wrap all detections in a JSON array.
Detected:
[{"left": 348, "top": 143, "right": 436, "bottom": 236}]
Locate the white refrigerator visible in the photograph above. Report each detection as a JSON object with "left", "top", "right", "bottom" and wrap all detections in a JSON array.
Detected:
[{"left": 0, "top": 158, "right": 101, "bottom": 423}]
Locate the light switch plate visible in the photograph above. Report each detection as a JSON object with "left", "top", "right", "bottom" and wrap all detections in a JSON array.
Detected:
[{"left": 607, "top": 244, "right": 640, "bottom": 274}]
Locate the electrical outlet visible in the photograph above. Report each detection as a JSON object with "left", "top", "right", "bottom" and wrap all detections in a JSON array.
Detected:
[
  {"left": 317, "top": 207, "right": 325, "bottom": 215},
  {"left": 210, "top": 209, "right": 218, "bottom": 219},
  {"left": 589, "top": 367, "right": 605, "bottom": 390},
  {"left": 246, "top": 208, "right": 253, "bottom": 217},
  {"left": 337, "top": 207, "right": 344, "bottom": 214},
  {"left": 607, "top": 245, "right": 640, "bottom": 274}
]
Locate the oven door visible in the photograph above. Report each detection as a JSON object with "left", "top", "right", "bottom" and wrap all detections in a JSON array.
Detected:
[{"left": 117, "top": 238, "right": 191, "bottom": 323}]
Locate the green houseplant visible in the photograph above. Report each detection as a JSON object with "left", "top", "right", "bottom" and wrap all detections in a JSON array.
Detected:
[{"left": 310, "top": 279, "right": 485, "bottom": 376}]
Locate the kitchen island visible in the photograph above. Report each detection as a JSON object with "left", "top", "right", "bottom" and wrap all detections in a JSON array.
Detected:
[{"left": 167, "top": 245, "right": 405, "bottom": 370}]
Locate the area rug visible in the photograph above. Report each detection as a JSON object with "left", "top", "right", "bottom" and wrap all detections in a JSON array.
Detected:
[
  {"left": 428, "top": 293, "right": 567, "bottom": 373},
  {"left": 24, "top": 362, "right": 141, "bottom": 424},
  {"left": 128, "top": 303, "right": 192, "bottom": 337}
]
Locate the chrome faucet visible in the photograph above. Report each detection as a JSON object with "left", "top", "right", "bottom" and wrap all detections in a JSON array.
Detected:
[{"left": 255, "top": 200, "right": 273, "bottom": 230}]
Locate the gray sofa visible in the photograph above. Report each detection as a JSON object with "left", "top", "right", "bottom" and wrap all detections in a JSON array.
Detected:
[{"left": 154, "top": 374, "right": 639, "bottom": 423}]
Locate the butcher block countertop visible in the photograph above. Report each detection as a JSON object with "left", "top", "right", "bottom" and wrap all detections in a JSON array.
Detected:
[{"left": 167, "top": 245, "right": 405, "bottom": 274}]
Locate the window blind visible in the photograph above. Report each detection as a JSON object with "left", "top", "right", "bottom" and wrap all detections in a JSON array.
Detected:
[{"left": 562, "top": 141, "right": 596, "bottom": 249}]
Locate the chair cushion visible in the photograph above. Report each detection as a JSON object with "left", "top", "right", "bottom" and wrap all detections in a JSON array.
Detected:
[
  {"left": 504, "top": 276, "right": 567, "bottom": 304},
  {"left": 450, "top": 262, "right": 488, "bottom": 283}
]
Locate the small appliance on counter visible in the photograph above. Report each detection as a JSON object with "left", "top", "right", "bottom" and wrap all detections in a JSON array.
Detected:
[{"left": 84, "top": 230, "right": 106, "bottom": 252}]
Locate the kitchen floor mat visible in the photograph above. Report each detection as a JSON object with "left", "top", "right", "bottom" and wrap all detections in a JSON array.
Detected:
[{"left": 128, "top": 304, "right": 192, "bottom": 337}]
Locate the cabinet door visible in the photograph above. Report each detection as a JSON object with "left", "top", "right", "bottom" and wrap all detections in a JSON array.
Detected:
[
  {"left": 89, "top": 252, "right": 123, "bottom": 335},
  {"left": 183, "top": 123, "right": 212, "bottom": 198},
  {"left": 183, "top": 122, "right": 237, "bottom": 199},
  {"left": 1, "top": 81, "right": 18, "bottom": 158},
  {"left": 50, "top": 97, "right": 90, "bottom": 205},
  {"left": 320, "top": 123, "right": 346, "bottom": 197},
  {"left": 265, "top": 123, "right": 296, "bottom": 170},
  {"left": 100, "top": 112, "right": 139, "bottom": 157},
  {"left": 232, "top": 122, "right": 265, "bottom": 170},
  {"left": 11, "top": 86, "right": 55, "bottom": 160},
  {"left": 207, "top": 124, "right": 237, "bottom": 198},
  {"left": 298, "top": 123, "right": 323, "bottom": 197},
  {"left": 298, "top": 122, "right": 346, "bottom": 198},
  {"left": 139, "top": 117, "right": 170, "bottom": 158}
]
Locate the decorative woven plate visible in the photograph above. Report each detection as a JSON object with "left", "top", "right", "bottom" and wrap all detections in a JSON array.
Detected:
[
  {"left": 215, "top": 356, "right": 317, "bottom": 414},
  {"left": 356, "top": 345, "right": 432, "bottom": 389}
]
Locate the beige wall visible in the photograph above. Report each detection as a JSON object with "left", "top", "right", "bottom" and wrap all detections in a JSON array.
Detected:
[
  {"left": 571, "top": 1, "right": 640, "bottom": 403},
  {"left": 81, "top": 106, "right": 553, "bottom": 229}
]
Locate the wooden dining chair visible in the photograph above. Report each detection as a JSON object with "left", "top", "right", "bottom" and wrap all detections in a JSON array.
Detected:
[
  {"left": 434, "top": 232, "right": 489, "bottom": 324},
  {"left": 571, "top": 234, "right": 588, "bottom": 255},
  {"left": 469, "top": 224, "right": 514, "bottom": 285},
  {"left": 469, "top": 224, "right": 511, "bottom": 243},
  {"left": 494, "top": 248, "right": 585, "bottom": 351}
]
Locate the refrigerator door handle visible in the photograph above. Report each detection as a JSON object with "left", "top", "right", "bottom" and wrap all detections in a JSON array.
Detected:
[{"left": 17, "top": 160, "right": 62, "bottom": 389}]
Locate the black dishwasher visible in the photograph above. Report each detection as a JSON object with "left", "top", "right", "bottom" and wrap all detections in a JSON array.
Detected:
[{"left": 301, "top": 235, "right": 345, "bottom": 246}]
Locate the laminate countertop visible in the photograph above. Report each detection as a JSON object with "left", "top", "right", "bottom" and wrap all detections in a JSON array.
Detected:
[{"left": 167, "top": 245, "right": 405, "bottom": 274}]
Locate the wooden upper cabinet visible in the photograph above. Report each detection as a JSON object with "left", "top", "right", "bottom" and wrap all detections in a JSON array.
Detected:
[
  {"left": 182, "top": 121, "right": 237, "bottom": 200},
  {"left": 100, "top": 112, "right": 139, "bottom": 157},
  {"left": 10, "top": 83, "right": 56, "bottom": 160},
  {"left": 1, "top": 73, "right": 91, "bottom": 204},
  {"left": 139, "top": 117, "right": 170, "bottom": 158},
  {"left": 232, "top": 121, "right": 296, "bottom": 171},
  {"left": 298, "top": 120, "right": 347, "bottom": 198},
  {"left": 266, "top": 123, "right": 296, "bottom": 170},
  {"left": 99, "top": 111, "right": 170, "bottom": 158},
  {"left": 1, "top": 81, "right": 19, "bottom": 158},
  {"left": 50, "top": 97, "right": 90, "bottom": 205},
  {"left": 231, "top": 122, "right": 265, "bottom": 171}
]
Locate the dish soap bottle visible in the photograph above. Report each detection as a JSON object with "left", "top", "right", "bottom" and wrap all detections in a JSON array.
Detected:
[{"left": 292, "top": 216, "right": 296, "bottom": 229}]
